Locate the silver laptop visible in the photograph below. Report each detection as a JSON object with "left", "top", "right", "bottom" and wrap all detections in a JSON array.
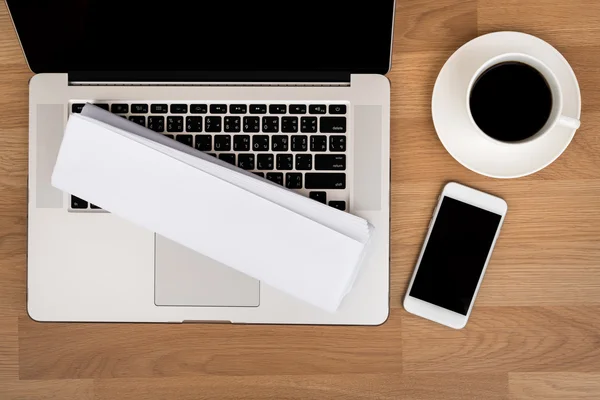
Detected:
[{"left": 12, "top": 1, "right": 394, "bottom": 324}]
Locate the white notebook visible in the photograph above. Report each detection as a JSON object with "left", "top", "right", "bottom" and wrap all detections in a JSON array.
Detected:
[{"left": 51, "top": 104, "right": 373, "bottom": 312}]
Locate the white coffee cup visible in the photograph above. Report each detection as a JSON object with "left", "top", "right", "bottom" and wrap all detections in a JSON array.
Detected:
[{"left": 466, "top": 53, "right": 581, "bottom": 144}]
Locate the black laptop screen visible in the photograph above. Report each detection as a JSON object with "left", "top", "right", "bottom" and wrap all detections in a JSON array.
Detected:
[{"left": 6, "top": 1, "right": 395, "bottom": 76}]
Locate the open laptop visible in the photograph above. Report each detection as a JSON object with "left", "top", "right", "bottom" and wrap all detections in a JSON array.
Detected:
[{"left": 11, "top": 1, "right": 394, "bottom": 324}]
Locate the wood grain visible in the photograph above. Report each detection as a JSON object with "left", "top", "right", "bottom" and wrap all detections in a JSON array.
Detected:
[
  {"left": 1, "top": 0, "right": 600, "bottom": 398},
  {"left": 92, "top": 374, "right": 508, "bottom": 400},
  {"left": 509, "top": 373, "right": 600, "bottom": 400},
  {"left": 18, "top": 315, "right": 402, "bottom": 379},
  {"left": 402, "top": 306, "right": 600, "bottom": 373}
]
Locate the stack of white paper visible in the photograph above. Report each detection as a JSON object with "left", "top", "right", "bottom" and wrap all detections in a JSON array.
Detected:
[{"left": 51, "top": 104, "right": 373, "bottom": 312}]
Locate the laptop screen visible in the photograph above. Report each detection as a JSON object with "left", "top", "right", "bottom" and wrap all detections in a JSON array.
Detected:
[{"left": 7, "top": 1, "right": 395, "bottom": 76}]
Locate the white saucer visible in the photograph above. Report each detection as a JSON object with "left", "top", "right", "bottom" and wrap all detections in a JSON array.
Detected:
[{"left": 432, "top": 32, "right": 581, "bottom": 179}]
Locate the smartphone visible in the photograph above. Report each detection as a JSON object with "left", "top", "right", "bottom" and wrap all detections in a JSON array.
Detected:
[{"left": 403, "top": 182, "right": 507, "bottom": 329}]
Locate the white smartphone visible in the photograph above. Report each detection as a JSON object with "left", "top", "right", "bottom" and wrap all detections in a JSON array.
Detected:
[{"left": 403, "top": 182, "right": 507, "bottom": 329}]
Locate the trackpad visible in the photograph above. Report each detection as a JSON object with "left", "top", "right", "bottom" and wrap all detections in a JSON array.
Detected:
[{"left": 154, "top": 235, "right": 259, "bottom": 307}]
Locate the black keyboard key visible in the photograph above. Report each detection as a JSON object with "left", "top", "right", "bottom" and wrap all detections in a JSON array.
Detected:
[
  {"left": 186, "top": 116, "right": 203, "bottom": 132},
  {"left": 305, "top": 173, "right": 346, "bottom": 189},
  {"left": 243, "top": 116, "right": 260, "bottom": 132},
  {"left": 167, "top": 116, "right": 184, "bottom": 132},
  {"left": 301, "top": 117, "right": 318, "bottom": 133},
  {"left": 329, "top": 201, "right": 346, "bottom": 211},
  {"left": 253, "top": 172, "right": 265, "bottom": 178},
  {"left": 91, "top": 204, "right": 101, "bottom": 210},
  {"left": 230, "top": 104, "right": 247, "bottom": 114},
  {"left": 257, "top": 154, "right": 274, "bottom": 170},
  {"left": 286, "top": 173, "right": 303, "bottom": 189},
  {"left": 71, "top": 195, "right": 88, "bottom": 209},
  {"left": 291, "top": 135, "right": 308, "bottom": 152},
  {"left": 329, "top": 104, "right": 347, "bottom": 114},
  {"left": 191, "top": 104, "right": 208, "bottom": 114},
  {"left": 250, "top": 104, "right": 267, "bottom": 114},
  {"left": 272, "top": 135, "right": 289, "bottom": 152},
  {"left": 276, "top": 154, "right": 293, "bottom": 170},
  {"left": 195, "top": 135, "right": 212, "bottom": 151},
  {"left": 237, "top": 153, "right": 255, "bottom": 170},
  {"left": 214, "top": 135, "right": 231, "bottom": 151},
  {"left": 310, "top": 135, "right": 327, "bottom": 152},
  {"left": 253, "top": 135, "right": 269, "bottom": 151},
  {"left": 269, "top": 104, "right": 287, "bottom": 114},
  {"left": 315, "top": 154, "right": 346, "bottom": 170},
  {"left": 208, "top": 153, "right": 217, "bottom": 157},
  {"left": 131, "top": 104, "right": 148, "bottom": 113},
  {"left": 266, "top": 172, "right": 284, "bottom": 185},
  {"left": 320, "top": 117, "right": 346, "bottom": 133},
  {"left": 94, "top": 103, "right": 109, "bottom": 111},
  {"left": 170, "top": 104, "right": 188, "bottom": 114},
  {"left": 165, "top": 134, "right": 175, "bottom": 139},
  {"left": 151, "top": 104, "right": 168, "bottom": 113},
  {"left": 281, "top": 117, "right": 298, "bottom": 133},
  {"left": 111, "top": 103, "right": 129, "bottom": 114},
  {"left": 129, "top": 116, "right": 146, "bottom": 126},
  {"left": 309, "top": 191, "right": 327, "bottom": 204},
  {"left": 233, "top": 135, "right": 250, "bottom": 151},
  {"left": 289, "top": 105, "right": 307, "bottom": 114},
  {"left": 219, "top": 153, "right": 236, "bottom": 165},
  {"left": 262, "top": 117, "right": 279, "bottom": 133},
  {"left": 210, "top": 104, "right": 228, "bottom": 114},
  {"left": 296, "top": 154, "right": 313, "bottom": 170},
  {"left": 72, "top": 103, "right": 85, "bottom": 113},
  {"left": 309, "top": 104, "right": 327, "bottom": 114},
  {"left": 148, "top": 116, "right": 165, "bottom": 132},
  {"left": 329, "top": 135, "right": 346, "bottom": 152},
  {"left": 176, "top": 134, "right": 193, "bottom": 147},
  {"left": 205, "top": 116, "right": 222, "bottom": 132},
  {"left": 224, "top": 116, "right": 241, "bottom": 133}
]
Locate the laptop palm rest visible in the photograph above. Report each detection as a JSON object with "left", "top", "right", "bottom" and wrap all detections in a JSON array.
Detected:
[{"left": 154, "top": 235, "right": 260, "bottom": 307}]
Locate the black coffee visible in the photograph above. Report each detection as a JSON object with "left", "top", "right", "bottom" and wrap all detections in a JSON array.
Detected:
[{"left": 469, "top": 62, "right": 553, "bottom": 142}]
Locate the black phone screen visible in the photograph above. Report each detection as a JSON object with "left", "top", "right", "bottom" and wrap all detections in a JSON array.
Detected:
[{"left": 409, "top": 197, "right": 502, "bottom": 315}]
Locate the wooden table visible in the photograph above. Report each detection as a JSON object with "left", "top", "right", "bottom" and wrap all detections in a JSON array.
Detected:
[{"left": 1, "top": 1, "right": 600, "bottom": 399}]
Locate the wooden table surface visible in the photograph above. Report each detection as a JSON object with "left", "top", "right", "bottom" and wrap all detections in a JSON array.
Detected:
[{"left": 1, "top": 1, "right": 600, "bottom": 399}]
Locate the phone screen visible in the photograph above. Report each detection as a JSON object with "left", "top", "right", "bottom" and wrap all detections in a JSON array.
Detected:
[{"left": 410, "top": 196, "right": 502, "bottom": 315}]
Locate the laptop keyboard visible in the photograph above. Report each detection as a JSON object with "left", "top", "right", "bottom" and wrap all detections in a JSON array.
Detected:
[{"left": 69, "top": 101, "right": 349, "bottom": 212}]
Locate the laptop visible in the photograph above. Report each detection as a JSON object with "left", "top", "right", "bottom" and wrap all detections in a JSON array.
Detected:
[{"left": 11, "top": 1, "right": 394, "bottom": 324}]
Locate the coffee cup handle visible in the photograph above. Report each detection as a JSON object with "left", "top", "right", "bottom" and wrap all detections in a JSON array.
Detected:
[{"left": 558, "top": 115, "right": 581, "bottom": 130}]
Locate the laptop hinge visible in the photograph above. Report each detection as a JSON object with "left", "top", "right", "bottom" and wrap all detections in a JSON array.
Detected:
[{"left": 68, "top": 70, "right": 351, "bottom": 85}]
